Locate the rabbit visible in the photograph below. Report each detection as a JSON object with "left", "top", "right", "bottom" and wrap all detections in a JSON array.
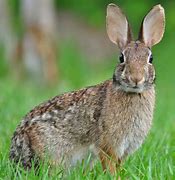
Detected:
[{"left": 10, "top": 3, "right": 165, "bottom": 174}]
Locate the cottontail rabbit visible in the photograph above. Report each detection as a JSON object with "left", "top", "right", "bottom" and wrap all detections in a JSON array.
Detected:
[{"left": 10, "top": 4, "right": 165, "bottom": 174}]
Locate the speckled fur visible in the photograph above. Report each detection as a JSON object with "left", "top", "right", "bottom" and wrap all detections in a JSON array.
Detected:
[
  {"left": 10, "top": 79, "right": 155, "bottom": 169},
  {"left": 10, "top": 3, "right": 165, "bottom": 173}
]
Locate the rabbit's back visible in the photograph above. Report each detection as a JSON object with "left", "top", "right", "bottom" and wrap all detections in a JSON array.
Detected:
[
  {"left": 24, "top": 80, "right": 109, "bottom": 142},
  {"left": 10, "top": 80, "right": 110, "bottom": 168}
]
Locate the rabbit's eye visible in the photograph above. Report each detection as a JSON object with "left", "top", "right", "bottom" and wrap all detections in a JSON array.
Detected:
[
  {"left": 119, "top": 53, "right": 125, "bottom": 63},
  {"left": 149, "top": 54, "right": 153, "bottom": 64}
]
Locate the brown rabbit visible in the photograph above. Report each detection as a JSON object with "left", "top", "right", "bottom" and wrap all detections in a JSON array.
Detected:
[{"left": 10, "top": 3, "right": 165, "bottom": 174}]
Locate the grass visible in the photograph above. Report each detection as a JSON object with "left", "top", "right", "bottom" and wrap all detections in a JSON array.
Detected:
[
  {"left": 0, "top": 82, "right": 175, "bottom": 179},
  {"left": 1, "top": 13, "right": 175, "bottom": 179}
]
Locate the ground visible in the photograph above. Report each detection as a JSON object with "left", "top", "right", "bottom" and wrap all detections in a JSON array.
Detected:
[{"left": 0, "top": 35, "right": 175, "bottom": 179}]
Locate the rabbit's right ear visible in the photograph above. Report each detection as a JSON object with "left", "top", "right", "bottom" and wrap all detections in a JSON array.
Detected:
[{"left": 106, "top": 4, "right": 132, "bottom": 50}]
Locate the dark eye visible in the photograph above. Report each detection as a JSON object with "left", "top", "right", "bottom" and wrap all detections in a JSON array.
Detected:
[
  {"left": 149, "top": 54, "right": 153, "bottom": 64},
  {"left": 119, "top": 53, "right": 125, "bottom": 63}
]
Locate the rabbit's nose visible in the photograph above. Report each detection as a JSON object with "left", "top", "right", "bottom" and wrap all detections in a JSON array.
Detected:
[{"left": 129, "top": 75, "right": 145, "bottom": 86}]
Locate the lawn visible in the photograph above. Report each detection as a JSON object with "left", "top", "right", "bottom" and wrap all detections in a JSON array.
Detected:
[
  {"left": 0, "top": 1, "right": 175, "bottom": 179},
  {"left": 0, "top": 37, "right": 175, "bottom": 179}
]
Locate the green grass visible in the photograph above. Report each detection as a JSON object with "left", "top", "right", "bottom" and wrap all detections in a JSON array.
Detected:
[
  {"left": 0, "top": 43, "right": 175, "bottom": 179},
  {"left": 1, "top": 1, "right": 175, "bottom": 177}
]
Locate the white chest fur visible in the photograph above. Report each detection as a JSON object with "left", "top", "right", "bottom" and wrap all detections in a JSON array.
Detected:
[
  {"left": 116, "top": 113, "right": 150, "bottom": 159},
  {"left": 105, "top": 88, "right": 155, "bottom": 159}
]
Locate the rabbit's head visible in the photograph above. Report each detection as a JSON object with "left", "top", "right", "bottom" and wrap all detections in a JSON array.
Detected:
[{"left": 107, "top": 4, "right": 165, "bottom": 93}]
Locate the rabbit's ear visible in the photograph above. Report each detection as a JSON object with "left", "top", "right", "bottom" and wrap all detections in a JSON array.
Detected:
[
  {"left": 106, "top": 4, "right": 132, "bottom": 50},
  {"left": 138, "top": 5, "right": 165, "bottom": 47}
]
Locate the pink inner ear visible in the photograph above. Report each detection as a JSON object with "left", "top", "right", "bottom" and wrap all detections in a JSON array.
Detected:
[
  {"left": 141, "top": 5, "right": 165, "bottom": 47},
  {"left": 106, "top": 4, "right": 132, "bottom": 50}
]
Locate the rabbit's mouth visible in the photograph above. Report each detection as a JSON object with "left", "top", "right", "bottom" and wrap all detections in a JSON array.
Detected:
[
  {"left": 118, "top": 80, "right": 145, "bottom": 93},
  {"left": 122, "top": 86, "right": 144, "bottom": 93},
  {"left": 113, "top": 74, "right": 152, "bottom": 93}
]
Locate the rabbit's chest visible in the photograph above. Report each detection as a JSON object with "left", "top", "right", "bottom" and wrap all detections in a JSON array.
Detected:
[
  {"left": 106, "top": 89, "right": 155, "bottom": 159},
  {"left": 116, "top": 114, "right": 151, "bottom": 159}
]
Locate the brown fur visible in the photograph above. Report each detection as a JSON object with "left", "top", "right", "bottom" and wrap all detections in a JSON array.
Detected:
[{"left": 99, "top": 138, "right": 121, "bottom": 174}]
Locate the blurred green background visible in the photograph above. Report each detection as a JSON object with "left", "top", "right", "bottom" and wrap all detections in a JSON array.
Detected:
[
  {"left": 1, "top": 0, "right": 175, "bottom": 88},
  {"left": 0, "top": 0, "right": 175, "bottom": 179}
]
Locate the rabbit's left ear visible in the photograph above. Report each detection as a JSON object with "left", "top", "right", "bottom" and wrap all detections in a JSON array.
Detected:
[{"left": 138, "top": 5, "right": 165, "bottom": 47}]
